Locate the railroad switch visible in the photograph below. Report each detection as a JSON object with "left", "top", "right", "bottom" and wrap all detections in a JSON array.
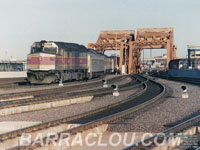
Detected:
[
  {"left": 112, "top": 84, "right": 119, "bottom": 96},
  {"left": 181, "top": 85, "right": 188, "bottom": 99},
  {"left": 102, "top": 80, "right": 108, "bottom": 88}
]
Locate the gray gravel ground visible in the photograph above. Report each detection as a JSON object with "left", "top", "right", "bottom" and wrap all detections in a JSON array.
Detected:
[
  {"left": 0, "top": 79, "right": 142, "bottom": 122},
  {"left": 108, "top": 77, "right": 200, "bottom": 133}
]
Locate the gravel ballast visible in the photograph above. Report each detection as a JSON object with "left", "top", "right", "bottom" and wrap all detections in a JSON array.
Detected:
[
  {"left": 108, "top": 77, "right": 200, "bottom": 133},
  {"left": 0, "top": 78, "right": 142, "bottom": 122}
]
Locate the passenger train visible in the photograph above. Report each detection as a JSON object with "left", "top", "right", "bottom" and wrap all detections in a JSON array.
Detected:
[
  {"left": 168, "top": 58, "right": 200, "bottom": 78},
  {"left": 27, "top": 41, "right": 115, "bottom": 84},
  {"left": 168, "top": 45, "right": 200, "bottom": 78}
]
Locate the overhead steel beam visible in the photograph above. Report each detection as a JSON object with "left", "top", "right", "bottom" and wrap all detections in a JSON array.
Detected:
[{"left": 88, "top": 28, "right": 177, "bottom": 74}]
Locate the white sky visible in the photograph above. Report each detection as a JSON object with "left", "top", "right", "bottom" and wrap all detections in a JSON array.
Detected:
[{"left": 0, "top": 0, "right": 200, "bottom": 60}]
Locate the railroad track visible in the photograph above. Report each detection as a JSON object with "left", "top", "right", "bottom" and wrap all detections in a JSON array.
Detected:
[
  {"left": 146, "top": 72, "right": 200, "bottom": 150},
  {"left": 0, "top": 75, "right": 137, "bottom": 116},
  {"left": 0, "top": 77, "right": 27, "bottom": 89},
  {"left": 124, "top": 113, "right": 200, "bottom": 150},
  {"left": 0, "top": 75, "right": 106, "bottom": 90},
  {"left": 0, "top": 75, "right": 124, "bottom": 101},
  {"left": 0, "top": 77, "right": 26, "bottom": 83},
  {"left": 0, "top": 74, "right": 165, "bottom": 150}
]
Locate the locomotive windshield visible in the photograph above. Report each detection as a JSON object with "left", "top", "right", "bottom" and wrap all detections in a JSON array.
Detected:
[
  {"left": 31, "top": 47, "right": 57, "bottom": 54},
  {"left": 31, "top": 42, "right": 42, "bottom": 54},
  {"left": 31, "top": 47, "right": 42, "bottom": 53},
  {"left": 43, "top": 47, "right": 57, "bottom": 54},
  {"left": 31, "top": 42, "right": 57, "bottom": 54}
]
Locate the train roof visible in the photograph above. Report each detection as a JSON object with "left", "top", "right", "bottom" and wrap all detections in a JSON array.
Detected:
[
  {"left": 169, "top": 59, "right": 187, "bottom": 65},
  {"left": 170, "top": 58, "right": 187, "bottom": 61},
  {"left": 54, "top": 42, "right": 106, "bottom": 56},
  {"left": 54, "top": 42, "right": 87, "bottom": 51},
  {"left": 33, "top": 41, "right": 109, "bottom": 57},
  {"left": 87, "top": 49, "right": 106, "bottom": 56}
]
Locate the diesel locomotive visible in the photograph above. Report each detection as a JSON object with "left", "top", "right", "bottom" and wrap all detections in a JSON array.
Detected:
[{"left": 27, "top": 41, "right": 115, "bottom": 84}]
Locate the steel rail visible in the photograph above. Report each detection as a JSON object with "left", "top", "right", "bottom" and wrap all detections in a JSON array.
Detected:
[
  {"left": 0, "top": 78, "right": 26, "bottom": 88},
  {"left": 9, "top": 74, "right": 165, "bottom": 150},
  {"left": 0, "top": 75, "right": 125, "bottom": 101},
  {"left": 124, "top": 111, "right": 200, "bottom": 150},
  {"left": 0, "top": 76, "right": 136, "bottom": 109},
  {"left": 0, "top": 75, "right": 106, "bottom": 90},
  {"left": 0, "top": 75, "right": 142, "bottom": 142}
]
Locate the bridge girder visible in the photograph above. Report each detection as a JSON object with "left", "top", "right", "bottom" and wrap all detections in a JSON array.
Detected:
[{"left": 88, "top": 28, "right": 177, "bottom": 74}]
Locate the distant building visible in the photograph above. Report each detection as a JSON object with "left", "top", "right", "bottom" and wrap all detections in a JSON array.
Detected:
[
  {"left": 188, "top": 45, "right": 200, "bottom": 59},
  {"left": 0, "top": 60, "right": 26, "bottom": 71},
  {"left": 141, "top": 54, "right": 167, "bottom": 70},
  {"left": 188, "top": 45, "right": 200, "bottom": 68}
]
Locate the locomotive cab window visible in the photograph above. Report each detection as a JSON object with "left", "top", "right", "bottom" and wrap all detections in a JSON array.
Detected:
[
  {"left": 31, "top": 47, "right": 42, "bottom": 54},
  {"left": 43, "top": 47, "right": 57, "bottom": 54}
]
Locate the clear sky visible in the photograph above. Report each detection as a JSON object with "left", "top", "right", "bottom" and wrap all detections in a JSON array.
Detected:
[{"left": 0, "top": 0, "right": 200, "bottom": 60}]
